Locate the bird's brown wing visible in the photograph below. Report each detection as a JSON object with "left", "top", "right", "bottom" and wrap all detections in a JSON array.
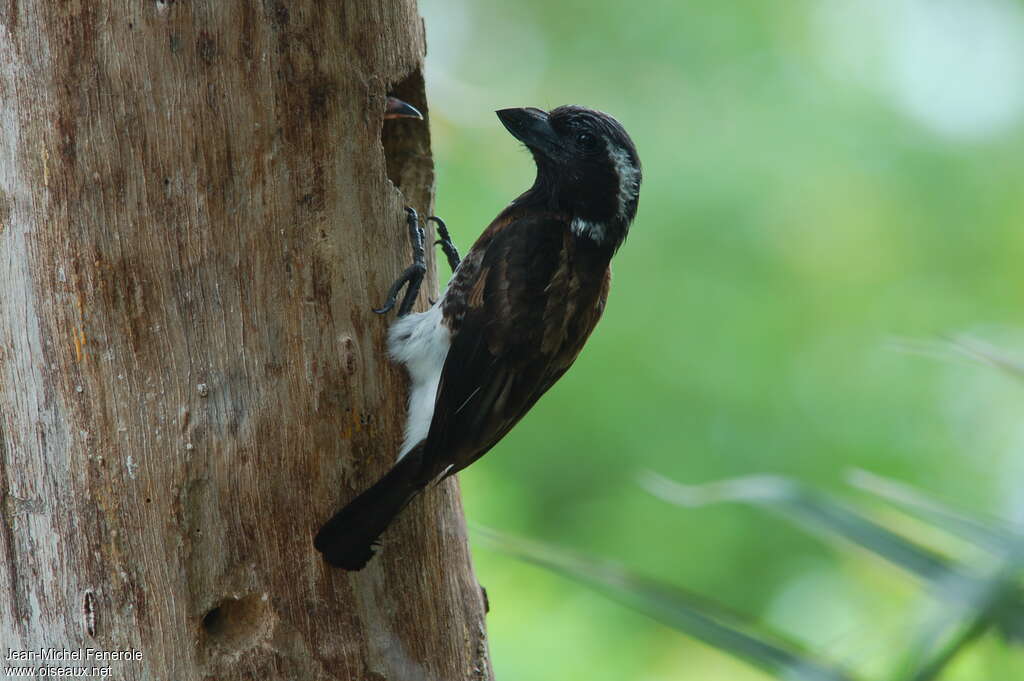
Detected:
[{"left": 423, "top": 214, "right": 610, "bottom": 478}]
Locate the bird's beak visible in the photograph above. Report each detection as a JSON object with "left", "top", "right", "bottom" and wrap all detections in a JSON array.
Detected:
[
  {"left": 384, "top": 96, "right": 423, "bottom": 120},
  {"left": 496, "top": 107, "right": 561, "bottom": 157}
]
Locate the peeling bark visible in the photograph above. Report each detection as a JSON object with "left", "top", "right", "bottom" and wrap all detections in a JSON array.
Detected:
[{"left": 0, "top": 2, "right": 492, "bottom": 679}]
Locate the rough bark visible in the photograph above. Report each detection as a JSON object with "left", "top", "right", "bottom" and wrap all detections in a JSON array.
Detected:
[{"left": 0, "top": 2, "right": 492, "bottom": 680}]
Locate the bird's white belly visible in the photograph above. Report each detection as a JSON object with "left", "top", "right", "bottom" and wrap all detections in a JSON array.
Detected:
[{"left": 387, "top": 302, "right": 451, "bottom": 459}]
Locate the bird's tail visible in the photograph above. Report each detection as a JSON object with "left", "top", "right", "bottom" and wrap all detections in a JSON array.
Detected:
[{"left": 314, "top": 444, "right": 426, "bottom": 570}]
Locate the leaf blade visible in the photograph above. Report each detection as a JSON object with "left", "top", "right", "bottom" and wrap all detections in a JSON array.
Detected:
[{"left": 476, "top": 526, "right": 861, "bottom": 681}]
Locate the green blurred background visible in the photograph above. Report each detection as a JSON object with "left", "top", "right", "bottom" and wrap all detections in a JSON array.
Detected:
[{"left": 417, "top": 0, "right": 1024, "bottom": 678}]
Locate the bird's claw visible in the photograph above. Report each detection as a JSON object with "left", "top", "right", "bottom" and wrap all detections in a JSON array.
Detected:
[
  {"left": 374, "top": 208, "right": 426, "bottom": 317},
  {"left": 373, "top": 209, "right": 461, "bottom": 316},
  {"left": 427, "top": 216, "right": 461, "bottom": 272}
]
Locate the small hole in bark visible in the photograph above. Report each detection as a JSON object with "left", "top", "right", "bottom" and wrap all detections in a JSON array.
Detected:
[
  {"left": 202, "top": 606, "right": 224, "bottom": 632},
  {"left": 83, "top": 591, "right": 97, "bottom": 637},
  {"left": 200, "top": 594, "right": 273, "bottom": 652},
  {"left": 381, "top": 71, "right": 430, "bottom": 191}
]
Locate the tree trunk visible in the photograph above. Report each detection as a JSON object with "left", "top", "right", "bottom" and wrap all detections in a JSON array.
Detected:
[{"left": 0, "top": 2, "right": 492, "bottom": 680}]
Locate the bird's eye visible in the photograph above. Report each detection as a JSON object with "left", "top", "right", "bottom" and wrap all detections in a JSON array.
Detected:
[{"left": 575, "top": 132, "right": 596, "bottom": 149}]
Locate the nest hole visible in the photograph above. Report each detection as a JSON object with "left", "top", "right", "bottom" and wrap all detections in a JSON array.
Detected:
[
  {"left": 200, "top": 593, "right": 272, "bottom": 652},
  {"left": 382, "top": 70, "right": 431, "bottom": 191}
]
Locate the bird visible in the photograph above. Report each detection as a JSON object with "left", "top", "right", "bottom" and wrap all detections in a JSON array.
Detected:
[
  {"left": 315, "top": 105, "right": 642, "bottom": 570},
  {"left": 384, "top": 96, "right": 423, "bottom": 120}
]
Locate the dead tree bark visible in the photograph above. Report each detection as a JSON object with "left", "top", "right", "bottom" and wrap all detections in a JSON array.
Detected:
[{"left": 0, "top": 2, "right": 492, "bottom": 679}]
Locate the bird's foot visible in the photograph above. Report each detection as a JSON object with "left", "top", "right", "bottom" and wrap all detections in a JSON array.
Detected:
[
  {"left": 374, "top": 207, "right": 427, "bottom": 317},
  {"left": 427, "top": 215, "right": 460, "bottom": 272}
]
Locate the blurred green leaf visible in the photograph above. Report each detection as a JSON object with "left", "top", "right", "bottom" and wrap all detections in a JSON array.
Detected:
[
  {"left": 946, "top": 336, "right": 1024, "bottom": 382},
  {"left": 640, "top": 472, "right": 965, "bottom": 584},
  {"left": 889, "top": 335, "right": 1024, "bottom": 383},
  {"left": 898, "top": 562, "right": 1020, "bottom": 681},
  {"left": 846, "top": 469, "right": 1024, "bottom": 557},
  {"left": 847, "top": 469, "right": 1024, "bottom": 645},
  {"left": 476, "top": 526, "right": 860, "bottom": 681},
  {"left": 902, "top": 610, "right": 991, "bottom": 681},
  {"left": 641, "top": 471, "right": 1024, "bottom": 643}
]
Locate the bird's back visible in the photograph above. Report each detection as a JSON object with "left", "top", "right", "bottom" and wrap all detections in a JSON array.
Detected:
[{"left": 423, "top": 210, "right": 613, "bottom": 478}]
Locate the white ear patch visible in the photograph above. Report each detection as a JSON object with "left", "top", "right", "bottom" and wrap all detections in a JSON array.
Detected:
[
  {"left": 608, "top": 145, "right": 640, "bottom": 220},
  {"left": 571, "top": 145, "right": 638, "bottom": 245}
]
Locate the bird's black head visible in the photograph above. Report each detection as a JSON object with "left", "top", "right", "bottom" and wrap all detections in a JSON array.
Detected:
[{"left": 497, "top": 105, "right": 641, "bottom": 250}]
